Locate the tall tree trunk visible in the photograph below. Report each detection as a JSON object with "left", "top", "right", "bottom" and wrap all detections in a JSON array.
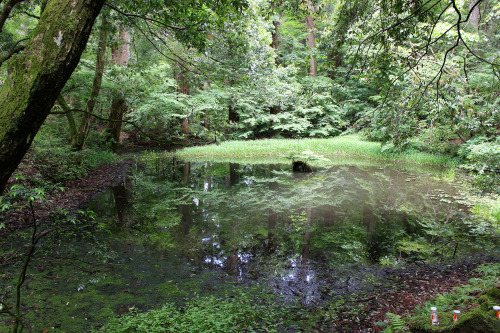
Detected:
[
  {"left": 305, "top": 0, "right": 317, "bottom": 77},
  {"left": 228, "top": 105, "right": 239, "bottom": 123},
  {"left": 74, "top": 19, "right": 108, "bottom": 151},
  {"left": 270, "top": 20, "right": 280, "bottom": 50},
  {"left": 301, "top": 208, "right": 312, "bottom": 263},
  {"left": 0, "top": 0, "right": 105, "bottom": 193},
  {"left": 327, "top": 50, "right": 343, "bottom": 80},
  {"left": 199, "top": 82, "right": 211, "bottom": 130},
  {"left": 269, "top": 1, "right": 283, "bottom": 66},
  {"left": 56, "top": 95, "right": 77, "bottom": 142},
  {"left": 112, "top": 179, "right": 130, "bottom": 229},
  {"left": 469, "top": 0, "right": 481, "bottom": 30},
  {"left": 179, "top": 162, "right": 192, "bottom": 236},
  {"left": 176, "top": 60, "right": 190, "bottom": 136},
  {"left": 111, "top": 25, "right": 130, "bottom": 66},
  {"left": 107, "top": 96, "right": 127, "bottom": 151},
  {"left": 107, "top": 25, "right": 130, "bottom": 151},
  {"left": 270, "top": 19, "right": 281, "bottom": 66},
  {"left": 224, "top": 78, "right": 239, "bottom": 125}
]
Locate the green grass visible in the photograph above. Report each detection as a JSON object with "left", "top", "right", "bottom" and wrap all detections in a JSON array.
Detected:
[
  {"left": 95, "top": 287, "right": 302, "bottom": 333},
  {"left": 471, "top": 196, "right": 500, "bottom": 226},
  {"left": 175, "top": 135, "right": 456, "bottom": 167}
]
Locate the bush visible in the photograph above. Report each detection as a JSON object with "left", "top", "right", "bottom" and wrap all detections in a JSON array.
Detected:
[
  {"left": 458, "top": 137, "right": 500, "bottom": 193},
  {"left": 97, "top": 289, "right": 289, "bottom": 333},
  {"left": 29, "top": 120, "right": 118, "bottom": 183}
]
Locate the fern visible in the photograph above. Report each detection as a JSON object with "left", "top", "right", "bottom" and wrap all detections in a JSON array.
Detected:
[{"left": 383, "top": 313, "right": 408, "bottom": 333}]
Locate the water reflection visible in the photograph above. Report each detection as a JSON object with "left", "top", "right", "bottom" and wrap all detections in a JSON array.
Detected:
[{"left": 91, "top": 158, "right": 492, "bottom": 304}]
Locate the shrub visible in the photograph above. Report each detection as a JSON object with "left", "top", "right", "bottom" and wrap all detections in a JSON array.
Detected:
[{"left": 458, "top": 137, "right": 500, "bottom": 193}]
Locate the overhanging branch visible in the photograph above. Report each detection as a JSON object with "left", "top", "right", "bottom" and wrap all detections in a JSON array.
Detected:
[{"left": 0, "top": 38, "right": 29, "bottom": 68}]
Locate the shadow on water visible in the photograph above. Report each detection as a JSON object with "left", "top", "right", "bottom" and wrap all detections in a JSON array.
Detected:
[{"left": 1, "top": 155, "right": 497, "bottom": 331}]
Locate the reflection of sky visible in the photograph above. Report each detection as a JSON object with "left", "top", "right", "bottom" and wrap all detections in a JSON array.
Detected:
[
  {"left": 204, "top": 257, "right": 224, "bottom": 266},
  {"left": 201, "top": 238, "right": 220, "bottom": 248},
  {"left": 202, "top": 252, "right": 253, "bottom": 266},
  {"left": 238, "top": 253, "right": 252, "bottom": 263},
  {"left": 279, "top": 258, "right": 315, "bottom": 284}
]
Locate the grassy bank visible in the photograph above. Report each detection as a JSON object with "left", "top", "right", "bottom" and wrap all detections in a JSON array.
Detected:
[{"left": 175, "top": 135, "right": 456, "bottom": 167}]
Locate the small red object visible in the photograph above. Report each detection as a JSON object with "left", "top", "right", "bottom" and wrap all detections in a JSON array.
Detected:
[
  {"left": 494, "top": 306, "right": 500, "bottom": 319},
  {"left": 453, "top": 310, "right": 460, "bottom": 322},
  {"left": 430, "top": 307, "right": 439, "bottom": 326}
]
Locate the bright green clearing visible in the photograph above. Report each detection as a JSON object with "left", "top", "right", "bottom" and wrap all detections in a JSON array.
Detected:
[{"left": 175, "top": 135, "right": 456, "bottom": 167}]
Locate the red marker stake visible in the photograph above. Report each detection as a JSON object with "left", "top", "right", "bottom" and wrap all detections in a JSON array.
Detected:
[
  {"left": 431, "top": 307, "right": 439, "bottom": 326},
  {"left": 494, "top": 306, "right": 500, "bottom": 319},
  {"left": 453, "top": 310, "right": 460, "bottom": 322}
]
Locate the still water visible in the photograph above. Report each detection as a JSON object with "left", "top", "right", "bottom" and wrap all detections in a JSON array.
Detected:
[
  {"left": 2, "top": 156, "right": 495, "bottom": 331},
  {"left": 91, "top": 157, "right": 486, "bottom": 302}
]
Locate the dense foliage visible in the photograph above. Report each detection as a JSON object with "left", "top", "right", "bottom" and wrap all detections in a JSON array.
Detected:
[
  {"left": 1, "top": 0, "right": 497, "bottom": 191},
  {"left": 1, "top": 0, "right": 498, "bottom": 185}
]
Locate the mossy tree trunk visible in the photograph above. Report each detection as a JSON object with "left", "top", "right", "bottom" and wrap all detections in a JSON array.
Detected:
[
  {"left": 0, "top": 0, "right": 105, "bottom": 194},
  {"left": 107, "top": 96, "right": 127, "bottom": 151},
  {"left": 56, "top": 95, "right": 77, "bottom": 143},
  {"left": 74, "top": 18, "right": 108, "bottom": 151}
]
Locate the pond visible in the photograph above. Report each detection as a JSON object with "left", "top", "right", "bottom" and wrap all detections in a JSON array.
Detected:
[{"left": 1, "top": 155, "right": 496, "bottom": 331}]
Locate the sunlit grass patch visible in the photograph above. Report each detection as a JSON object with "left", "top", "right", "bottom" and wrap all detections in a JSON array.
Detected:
[
  {"left": 471, "top": 195, "right": 500, "bottom": 227},
  {"left": 176, "top": 135, "right": 456, "bottom": 167}
]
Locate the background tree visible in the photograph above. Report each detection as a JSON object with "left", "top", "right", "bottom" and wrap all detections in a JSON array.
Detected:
[
  {"left": 74, "top": 17, "right": 109, "bottom": 151},
  {"left": 106, "top": 24, "right": 131, "bottom": 151}
]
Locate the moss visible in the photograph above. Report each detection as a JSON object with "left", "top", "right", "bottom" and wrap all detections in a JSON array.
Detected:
[
  {"left": 478, "top": 287, "right": 500, "bottom": 311},
  {"left": 409, "top": 307, "right": 500, "bottom": 332},
  {"left": 409, "top": 287, "right": 500, "bottom": 332},
  {"left": 482, "top": 286, "right": 500, "bottom": 299}
]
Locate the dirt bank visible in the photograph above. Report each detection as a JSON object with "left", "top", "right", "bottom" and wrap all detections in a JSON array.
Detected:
[{"left": 0, "top": 159, "right": 132, "bottom": 236}]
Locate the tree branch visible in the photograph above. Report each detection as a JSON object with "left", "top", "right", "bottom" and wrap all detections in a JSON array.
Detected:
[
  {"left": 104, "top": 2, "right": 184, "bottom": 31},
  {"left": 345, "top": 0, "right": 441, "bottom": 81},
  {"left": 0, "top": 0, "right": 26, "bottom": 34},
  {"left": 360, "top": 0, "right": 492, "bottom": 118},
  {"left": 20, "top": 10, "right": 40, "bottom": 20},
  {"left": 137, "top": 20, "right": 203, "bottom": 75},
  {"left": 0, "top": 38, "right": 28, "bottom": 68}
]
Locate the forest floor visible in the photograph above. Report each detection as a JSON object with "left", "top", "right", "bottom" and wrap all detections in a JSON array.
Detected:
[
  {"left": 1, "top": 155, "right": 498, "bottom": 332},
  {"left": 315, "top": 258, "right": 496, "bottom": 332},
  {"left": 0, "top": 157, "right": 132, "bottom": 237}
]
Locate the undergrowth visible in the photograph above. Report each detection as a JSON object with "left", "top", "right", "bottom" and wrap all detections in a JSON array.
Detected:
[
  {"left": 376, "top": 262, "right": 500, "bottom": 332},
  {"left": 28, "top": 120, "right": 118, "bottom": 183},
  {"left": 96, "top": 287, "right": 300, "bottom": 333}
]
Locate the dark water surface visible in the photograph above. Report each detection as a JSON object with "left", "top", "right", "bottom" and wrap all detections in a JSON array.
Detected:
[
  {"left": 90, "top": 158, "right": 483, "bottom": 304},
  {"left": 2, "top": 156, "right": 495, "bottom": 332}
]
